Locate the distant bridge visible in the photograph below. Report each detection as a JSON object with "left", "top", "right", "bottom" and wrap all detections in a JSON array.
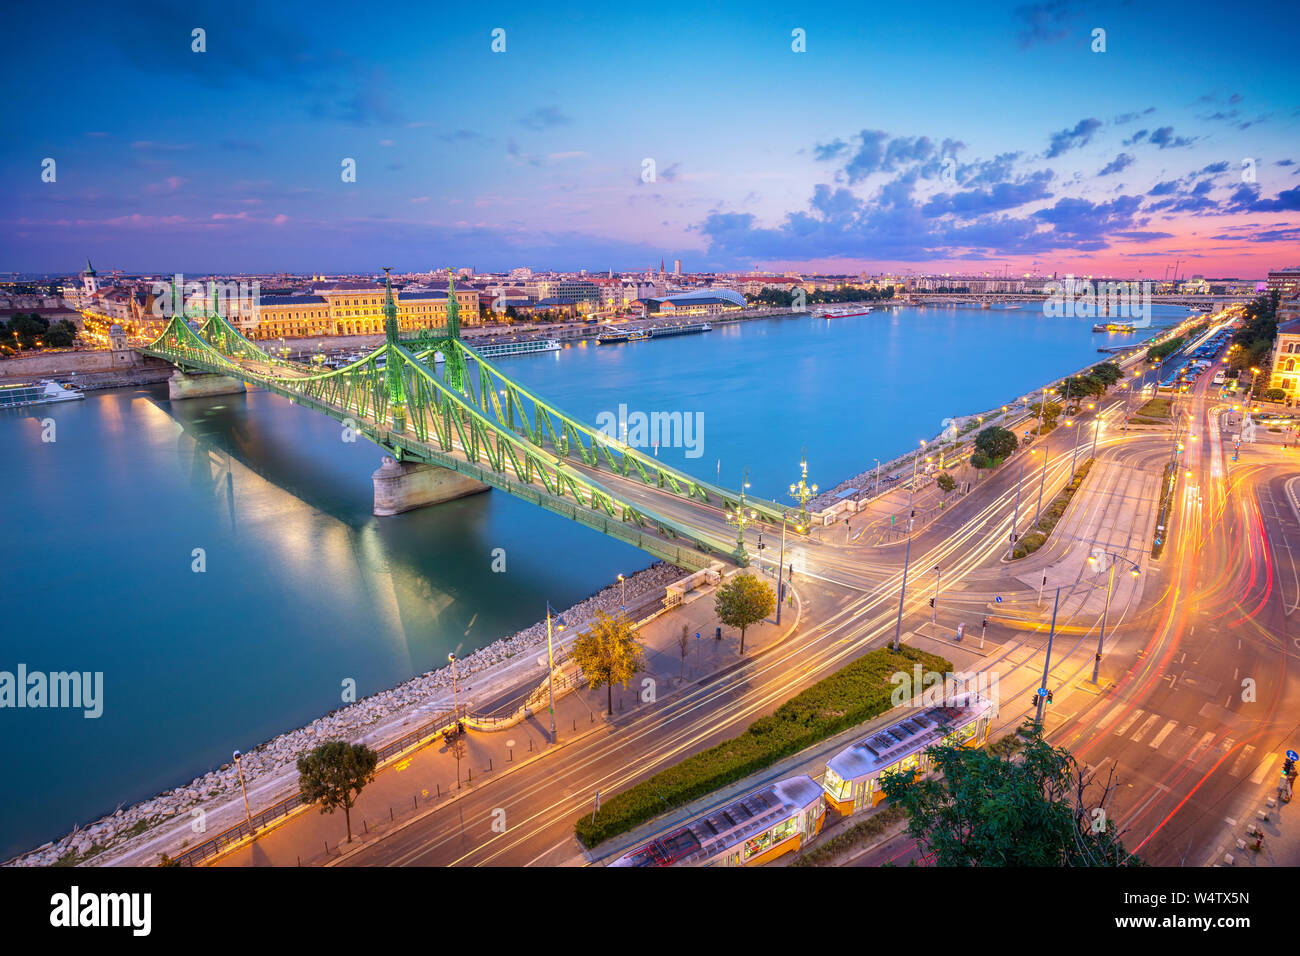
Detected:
[{"left": 138, "top": 274, "right": 798, "bottom": 570}]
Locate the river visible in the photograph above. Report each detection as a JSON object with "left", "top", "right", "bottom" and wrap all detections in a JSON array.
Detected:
[{"left": 0, "top": 302, "right": 1191, "bottom": 858}]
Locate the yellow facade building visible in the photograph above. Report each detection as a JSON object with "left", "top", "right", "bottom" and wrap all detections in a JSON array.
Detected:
[{"left": 248, "top": 282, "right": 479, "bottom": 340}]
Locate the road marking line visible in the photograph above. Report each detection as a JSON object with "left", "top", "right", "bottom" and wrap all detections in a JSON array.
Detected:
[
  {"left": 1148, "top": 719, "right": 1179, "bottom": 749},
  {"left": 1250, "top": 754, "right": 1275, "bottom": 785},
  {"left": 1229, "top": 744, "right": 1257, "bottom": 777},
  {"left": 1113, "top": 709, "right": 1144, "bottom": 737},
  {"left": 1189, "top": 731, "right": 1215, "bottom": 762},
  {"left": 1130, "top": 713, "right": 1161, "bottom": 743}
]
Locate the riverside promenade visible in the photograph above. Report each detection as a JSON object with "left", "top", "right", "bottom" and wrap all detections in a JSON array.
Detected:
[{"left": 211, "top": 572, "right": 802, "bottom": 868}]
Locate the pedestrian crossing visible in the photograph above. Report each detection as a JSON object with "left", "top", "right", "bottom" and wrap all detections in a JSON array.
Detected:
[{"left": 1100, "top": 705, "right": 1274, "bottom": 781}]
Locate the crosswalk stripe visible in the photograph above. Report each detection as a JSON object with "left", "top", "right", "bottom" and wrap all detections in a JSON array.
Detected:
[
  {"left": 1189, "top": 731, "right": 1215, "bottom": 762},
  {"left": 1229, "top": 744, "right": 1257, "bottom": 777},
  {"left": 1251, "top": 754, "right": 1276, "bottom": 785},
  {"left": 1131, "top": 714, "right": 1161, "bottom": 743},
  {"left": 1148, "top": 719, "right": 1179, "bottom": 749},
  {"left": 1113, "top": 709, "right": 1144, "bottom": 737}
]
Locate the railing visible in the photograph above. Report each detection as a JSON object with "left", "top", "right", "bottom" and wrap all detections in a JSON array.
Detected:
[{"left": 168, "top": 701, "right": 467, "bottom": 867}]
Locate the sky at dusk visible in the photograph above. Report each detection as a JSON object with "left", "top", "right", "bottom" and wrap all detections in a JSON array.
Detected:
[{"left": 2, "top": 0, "right": 1297, "bottom": 277}]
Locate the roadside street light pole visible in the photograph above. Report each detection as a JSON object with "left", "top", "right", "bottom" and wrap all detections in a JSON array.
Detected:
[
  {"left": 233, "top": 750, "right": 252, "bottom": 830},
  {"left": 874, "top": 458, "right": 881, "bottom": 494},
  {"left": 1069, "top": 416, "right": 1084, "bottom": 479},
  {"left": 545, "top": 606, "right": 558, "bottom": 743},
  {"left": 931, "top": 564, "right": 941, "bottom": 624},
  {"left": 448, "top": 652, "right": 459, "bottom": 718},
  {"left": 892, "top": 441, "right": 924, "bottom": 651},
  {"left": 1090, "top": 416, "right": 1101, "bottom": 461},
  {"left": 1006, "top": 452, "right": 1026, "bottom": 560},
  {"left": 1034, "top": 587, "right": 1061, "bottom": 726},
  {"left": 1088, "top": 552, "right": 1140, "bottom": 684},
  {"left": 1034, "top": 437, "right": 1049, "bottom": 526}
]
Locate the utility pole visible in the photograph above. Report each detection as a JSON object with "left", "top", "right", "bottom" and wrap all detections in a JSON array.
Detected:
[
  {"left": 892, "top": 443, "right": 924, "bottom": 651},
  {"left": 1069, "top": 415, "right": 1085, "bottom": 480},
  {"left": 1034, "top": 588, "right": 1061, "bottom": 725},
  {"left": 545, "top": 606, "right": 559, "bottom": 743},
  {"left": 1006, "top": 452, "right": 1025, "bottom": 560},
  {"left": 1034, "top": 436, "right": 1049, "bottom": 526},
  {"left": 1090, "top": 415, "right": 1101, "bottom": 461},
  {"left": 931, "top": 564, "right": 941, "bottom": 624}
]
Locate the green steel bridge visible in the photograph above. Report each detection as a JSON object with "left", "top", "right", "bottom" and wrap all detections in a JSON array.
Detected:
[{"left": 138, "top": 272, "right": 801, "bottom": 571}]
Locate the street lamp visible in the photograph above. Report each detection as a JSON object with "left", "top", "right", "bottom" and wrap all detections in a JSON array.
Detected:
[
  {"left": 1006, "top": 450, "right": 1026, "bottom": 560},
  {"left": 1068, "top": 417, "right": 1085, "bottom": 480},
  {"left": 892, "top": 440, "right": 925, "bottom": 651},
  {"left": 232, "top": 750, "right": 252, "bottom": 830},
  {"left": 930, "top": 565, "right": 941, "bottom": 624},
  {"left": 1086, "top": 551, "right": 1141, "bottom": 683},
  {"left": 544, "top": 605, "right": 565, "bottom": 743},
  {"left": 618, "top": 573, "right": 625, "bottom": 615},
  {"left": 1034, "top": 439, "right": 1049, "bottom": 526},
  {"left": 448, "top": 652, "right": 459, "bottom": 718},
  {"left": 775, "top": 511, "right": 805, "bottom": 625}
]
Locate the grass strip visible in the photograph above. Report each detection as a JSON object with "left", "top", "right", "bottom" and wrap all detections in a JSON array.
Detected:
[
  {"left": 790, "top": 803, "right": 908, "bottom": 867},
  {"left": 575, "top": 644, "right": 952, "bottom": 848},
  {"left": 1010, "top": 458, "right": 1094, "bottom": 558}
]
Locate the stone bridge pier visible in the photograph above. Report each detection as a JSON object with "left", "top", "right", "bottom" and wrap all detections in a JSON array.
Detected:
[
  {"left": 372, "top": 455, "right": 490, "bottom": 516},
  {"left": 167, "top": 369, "right": 247, "bottom": 400}
]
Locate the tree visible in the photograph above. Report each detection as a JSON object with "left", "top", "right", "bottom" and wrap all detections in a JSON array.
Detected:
[
  {"left": 935, "top": 472, "right": 957, "bottom": 496},
  {"left": 1088, "top": 362, "right": 1124, "bottom": 387},
  {"left": 1029, "top": 401, "right": 1063, "bottom": 433},
  {"left": 880, "top": 728, "right": 1141, "bottom": 866},
  {"left": 1062, "top": 375, "right": 1106, "bottom": 400},
  {"left": 1263, "top": 387, "right": 1287, "bottom": 403},
  {"left": 44, "top": 319, "right": 78, "bottom": 349},
  {"left": 973, "top": 425, "right": 1017, "bottom": 466},
  {"left": 570, "top": 611, "right": 646, "bottom": 715},
  {"left": 296, "top": 741, "right": 379, "bottom": 844},
  {"left": 714, "top": 572, "right": 776, "bottom": 655}
]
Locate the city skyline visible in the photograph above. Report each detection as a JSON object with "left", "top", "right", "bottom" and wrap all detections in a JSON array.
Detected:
[{"left": 2, "top": 0, "right": 1296, "bottom": 277}]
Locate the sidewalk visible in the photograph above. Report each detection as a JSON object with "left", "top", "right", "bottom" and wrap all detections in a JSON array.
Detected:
[{"left": 212, "top": 571, "right": 802, "bottom": 867}]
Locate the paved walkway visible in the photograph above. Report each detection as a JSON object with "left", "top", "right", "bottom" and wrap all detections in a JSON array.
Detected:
[{"left": 214, "top": 570, "right": 801, "bottom": 867}]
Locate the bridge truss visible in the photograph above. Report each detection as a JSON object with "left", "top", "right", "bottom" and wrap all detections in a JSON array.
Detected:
[{"left": 138, "top": 274, "right": 799, "bottom": 570}]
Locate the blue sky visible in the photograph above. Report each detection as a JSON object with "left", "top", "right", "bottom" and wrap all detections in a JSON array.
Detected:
[{"left": 2, "top": 0, "right": 1297, "bottom": 275}]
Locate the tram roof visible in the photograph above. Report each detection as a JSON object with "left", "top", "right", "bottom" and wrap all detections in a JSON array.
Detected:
[
  {"left": 610, "top": 774, "right": 822, "bottom": 866},
  {"left": 827, "top": 694, "right": 993, "bottom": 781}
]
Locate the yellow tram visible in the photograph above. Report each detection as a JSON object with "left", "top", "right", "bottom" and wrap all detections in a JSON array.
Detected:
[
  {"left": 821, "top": 693, "right": 996, "bottom": 816},
  {"left": 608, "top": 774, "right": 826, "bottom": 867}
]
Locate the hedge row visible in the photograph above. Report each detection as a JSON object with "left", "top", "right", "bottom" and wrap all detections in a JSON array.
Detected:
[
  {"left": 575, "top": 644, "right": 952, "bottom": 848},
  {"left": 1010, "top": 457, "right": 1094, "bottom": 558},
  {"left": 790, "top": 802, "right": 908, "bottom": 867}
]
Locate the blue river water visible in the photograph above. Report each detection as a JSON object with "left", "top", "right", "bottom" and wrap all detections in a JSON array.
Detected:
[{"left": 0, "top": 303, "right": 1190, "bottom": 858}]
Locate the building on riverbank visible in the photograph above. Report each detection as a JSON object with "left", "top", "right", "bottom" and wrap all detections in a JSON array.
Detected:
[{"left": 248, "top": 281, "right": 480, "bottom": 340}]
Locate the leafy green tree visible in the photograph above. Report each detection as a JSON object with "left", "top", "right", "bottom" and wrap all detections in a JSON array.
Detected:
[
  {"left": 44, "top": 319, "right": 78, "bottom": 348},
  {"left": 714, "top": 572, "right": 776, "bottom": 655},
  {"left": 880, "top": 728, "right": 1140, "bottom": 866},
  {"left": 1088, "top": 362, "right": 1124, "bottom": 387},
  {"left": 1263, "top": 387, "right": 1287, "bottom": 403},
  {"left": 1062, "top": 375, "right": 1106, "bottom": 399},
  {"left": 570, "top": 611, "right": 647, "bottom": 715},
  {"left": 935, "top": 472, "right": 957, "bottom": 495},
  {"left": 1030, "top": 401, "right": 1063, "bottom": 428},
  {"left": 973, "top": 425, "right": 1017, "bottom": 466},
  {"left": 297, "top": 741, "right": 379, "bottom": 843}
]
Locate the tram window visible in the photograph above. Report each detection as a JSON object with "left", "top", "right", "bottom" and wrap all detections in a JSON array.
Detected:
[
  {"left": 772, "top": 817, "right": 799, "bottom": 843},
  {"left": 743, "top": 829, "right": 774, "bottom": 860}
]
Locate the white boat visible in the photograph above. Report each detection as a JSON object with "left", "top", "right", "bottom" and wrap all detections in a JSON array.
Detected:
[
  {"left": 472, "top": 338, "right": 561, "bottom": 358},
  {"left": 814, "top": 306, "right": 874, "bottom": 318},
  {"left": 0, "top": 379, "right": 85, "bottom": 408}
]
